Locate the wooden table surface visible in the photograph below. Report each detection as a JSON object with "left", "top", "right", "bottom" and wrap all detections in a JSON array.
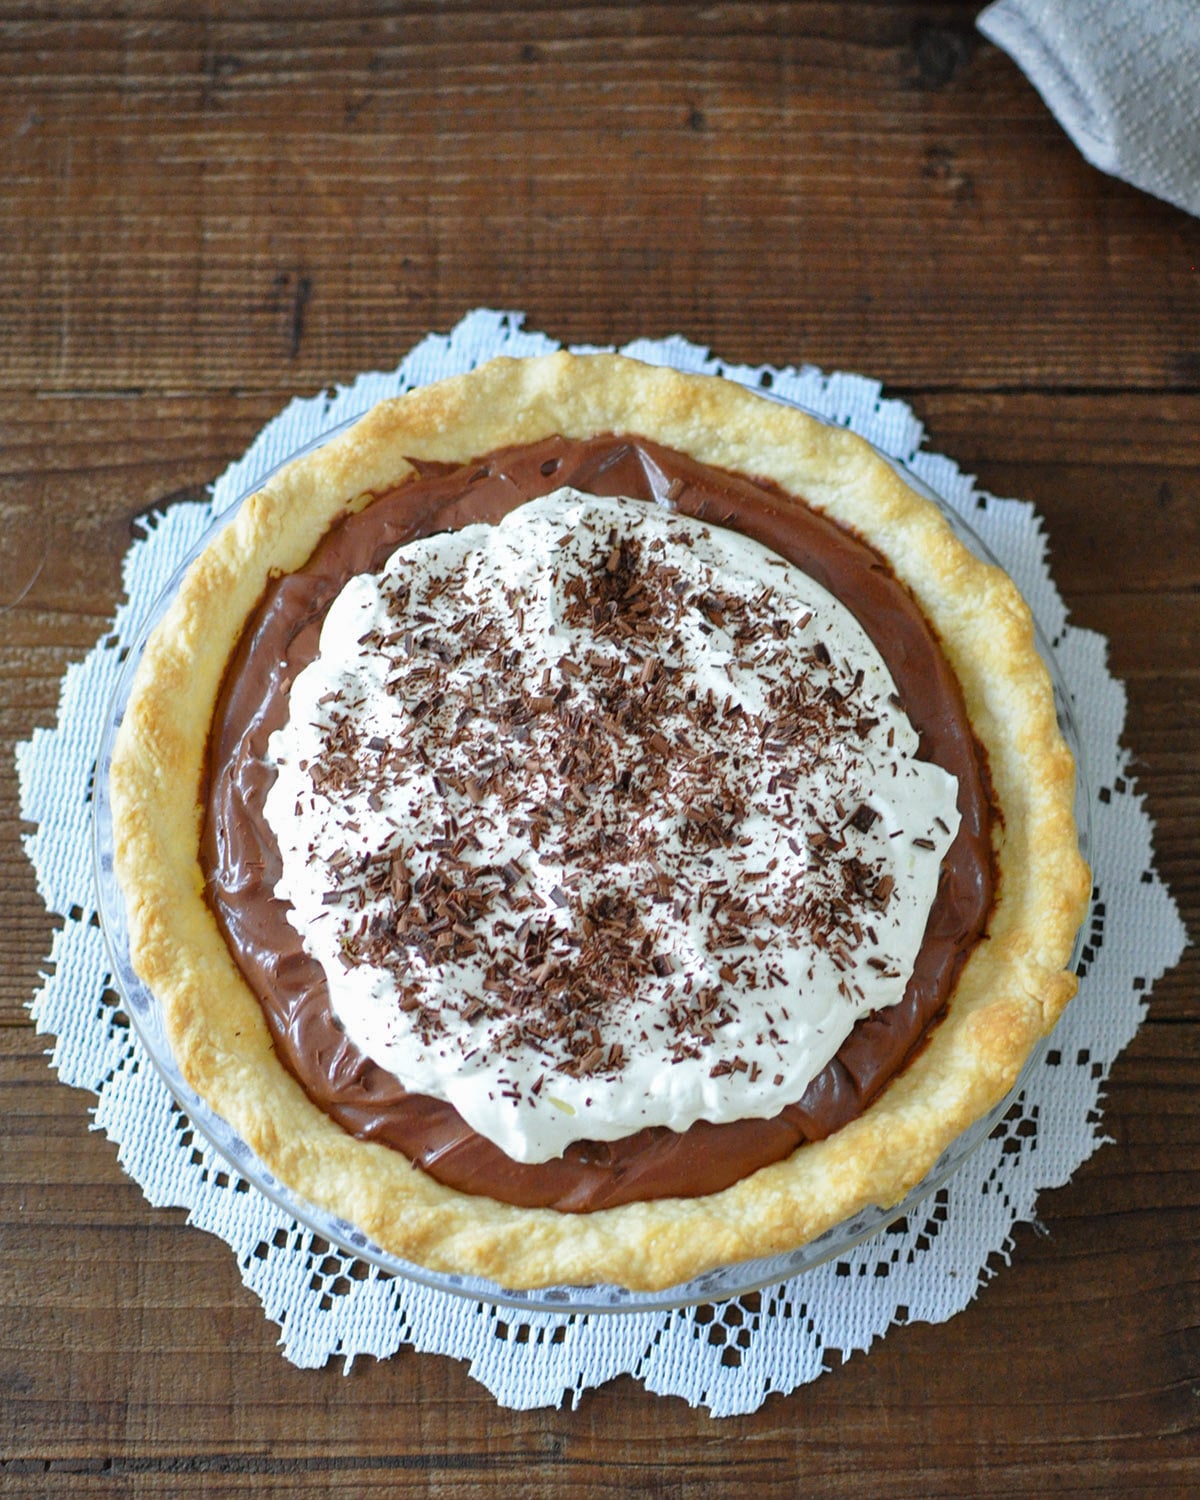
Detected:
[{"left": 3, "top": 3, "right": 1197, "bottom": 1495}]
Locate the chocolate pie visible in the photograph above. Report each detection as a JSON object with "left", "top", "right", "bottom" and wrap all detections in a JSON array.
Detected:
[{"left": 110, "top": 354, "right": 1089, "bottom": 1289}]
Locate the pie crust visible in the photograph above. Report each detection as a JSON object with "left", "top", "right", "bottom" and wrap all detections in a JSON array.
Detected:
[{"left": 109, "top": 353, "right": 1090, "bottom": 1290}]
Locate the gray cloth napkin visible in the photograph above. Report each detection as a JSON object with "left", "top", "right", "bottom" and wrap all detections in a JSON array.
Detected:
[{"left": 978, "top": 0, "right": 1200, "bottom": 217}]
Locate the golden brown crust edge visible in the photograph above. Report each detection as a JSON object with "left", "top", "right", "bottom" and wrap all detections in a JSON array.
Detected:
[{"left": 109, "top": 352, "right": 1091, "bottom": 1290}]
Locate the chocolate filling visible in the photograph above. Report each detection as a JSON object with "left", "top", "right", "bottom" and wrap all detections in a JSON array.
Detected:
[{"left": 201, "top": 434, "right": 994, "bottom": 1211}]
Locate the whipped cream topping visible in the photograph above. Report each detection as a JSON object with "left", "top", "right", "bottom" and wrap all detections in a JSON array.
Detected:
[{"left": 264, "top": 489, "right": 960, "bottom": 1164}]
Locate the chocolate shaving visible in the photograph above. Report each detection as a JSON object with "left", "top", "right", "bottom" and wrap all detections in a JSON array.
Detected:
[{"left": 847, "top": 803, "right": 879, "bottom": 834}]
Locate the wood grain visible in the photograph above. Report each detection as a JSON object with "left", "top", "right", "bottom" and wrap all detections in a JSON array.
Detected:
[
  {"left": 2, "top": 3, "right": 1196, "bottom": 1496},
  {"left": 2, "top": 4, "right": 1198, "bottom": 396}
]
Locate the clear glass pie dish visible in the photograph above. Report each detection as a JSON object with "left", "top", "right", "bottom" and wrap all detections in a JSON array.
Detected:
[{"left": 92, "top": 400, "right": 1092, "bottom": 1315}]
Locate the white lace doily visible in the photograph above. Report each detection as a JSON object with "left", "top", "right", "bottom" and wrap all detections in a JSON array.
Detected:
[{"left": 17, "top": 310, "right": 1186, "bottom": 1415}]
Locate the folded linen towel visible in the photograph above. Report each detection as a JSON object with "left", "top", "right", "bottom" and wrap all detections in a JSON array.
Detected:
[{"left": 978, "top": 0, "right": 1200, "bottom": 217}]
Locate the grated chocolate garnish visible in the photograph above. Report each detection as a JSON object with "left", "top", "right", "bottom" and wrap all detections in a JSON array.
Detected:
[{"left": 276, "top": 496, "right": 949, "bottom": 1110}]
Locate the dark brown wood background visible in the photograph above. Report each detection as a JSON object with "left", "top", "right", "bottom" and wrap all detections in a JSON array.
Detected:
[{"left": 2, "top": 3, "right": 1197, "bottom": 1495}]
